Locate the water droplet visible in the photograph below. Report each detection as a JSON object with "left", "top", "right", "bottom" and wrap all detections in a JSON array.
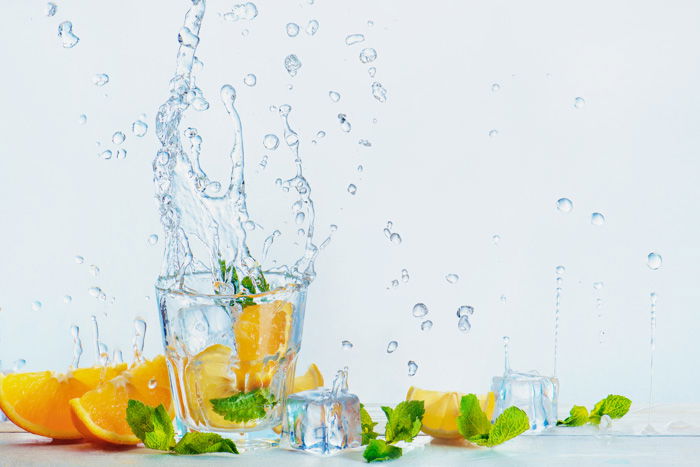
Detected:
[
  {"left": 358, "top": 139, "right": 371, "bottom": 147},
  {"left": 58, "top": 21, "right": 80, "bottom": 48},
  {"left": 338, "top": 113, "right": 351, "bottom": 132},
  {"left": 63, "top": 295, "right": 72, "bottom": 304},
  {"left": 407, "top": 360, "right": 418, "bottom": 376},
  {"left": 148, "top": 378, "right": 158, "bottom": 389},
  {"left": 556, "top": 198, "right": 573, "bottom": 213},
  {"left": 306, "top": 20, "right": 319, "bottom": 35},
  {"left": 284, "top": 54, "right": 302, "bottom": 77},
  {"left": 412, "top": 303, "right": 428, "bottom": 318},
  {"left": 347, "top": 183, "right": 357, "bottom": 195},
  {"left": 371, "top": 82, "right": 388, "bottom": 102},
  {"left": 401, "top": 269, "right": 409, "bottom": 282},
  {"left": 458, "top": 315, "right": 472, "bottom": 332},
  {"left": 556, "top": 265, "right": 566, "bottom": 275},
  {"left": 456, "top": 305, "right": 474, "bottom": 317},
  {"left": 45, "top": 2, "right": 57, "bottom": 17},
  {"left": 190, "top": 96, "right": 209, "bottom": 111},
  {"left": 390, "top": 233, "right": 402, "bottom": 245},
  {"left": 574, "top": 97, "right": 586, "bottom": 109},
  {"left": 243, "top": 73, "right": 257, "bottom": 86},
  {"left": 390, "top": 279, "right": 399, "bottom": 288},
  {"left": 131, "top": 120, "right": 148, "bottom": 137},
  {"left": 599, "top": 414, "right": 612, "bottom": 431},
  {"left": 591, "top": 212, "right": 606, "bottom": 226},
  {"left": 286, "top": 23, "right": 300, "bottom": 37},
  {"left": 78, "top": 114, "right": 88, "bottom": 125},
  {"left": 147, "top": 234, "right": 159, "bottom": 245},
  {"left": 316, "top": 130, "right": 326, "bottom": 139},
  {"left": 421, "top": 320, "right": 433, "bottom": 331},
  {"left": 647, "top": 252, "right": 662, "bottom": 270},
  {"left": 112, "top": 131, "right": 125, "bottom": 145},
  {"left": 329, "top": 91, "right": 341, "bottom": 102},
  {"left": 593, "top": 281, "right": 604, "bottom": 290},
  {"left": 500, "top": 294, "right": 507, "bottom": 304},
  {"left": 386, "top": 341, "right": 398, "bottom": 353},
  {"left": 445, "top": 273, "right": 459, "bottom": 284},
  {"left": 488, "top": 129, "right": 498, "bottom": 138},
  {"left": 367, "top": 20, "right": 374, "bottom": 27},
  {"left": 88, "top": 287, "right": 102, "bottom": 297},
  {"left": 116, "top": 149, "right": 127, "bottom": 160},
  {"left": 368, "top": 67, "right": 376, "bottom": 78},
  {"left": 93, "top": 74, "right": 110, "bottom": 87},
  {"left": 357, "top": 165, "right": 363, "bottom": 172},
  {"left": 89, "top": 265, "right": 100, "bottom": 276},
  {"left": 341, "top": 340, "right": 353, "bottom": 350},
  {"left": 31, "top": 301, "right": 42, "bottom": 311},
  {"left": 12, "top": 359, "right": 26, "bottom": 372},
  {"left": 492, "top": 234, "right": 501, "bottom": 245},
  {"left": 491, "top": 83, "right": 501, "bottom": 92},
  {"left": 74, "top": 255, "right": 85, "bottom": 264},
  {"left": 263, "top": 134, "right": 280, "bottom": 150},
  {"left": 223, "top": 2, "right": 258, "bottom": 21},
  {"left": 345, "top": 34, "right": 365, "bottom": 45},
  {"left": 359, "top": 48, "right": 377, "bottom": 63},
  {"left": 100, "top": 149, "right": 113, "bottom": 160}
]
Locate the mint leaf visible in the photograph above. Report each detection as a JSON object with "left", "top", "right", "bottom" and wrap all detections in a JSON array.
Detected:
[
  {"left": 255, "top": 272, "right": 270, "bottom": 293},
  {"left": 125, "top": 400, "right": 175, "bottom": 451},
  {"left": 382, "top": 400, "right": 424, "bottom": 444},
  {"left": 210, "top": 389, "right": 276, "bottom": 423},
  {"left": 588, "top": 395, "right": 631, "bottom": 425},
  {"left": 557, "top": 405, "right": 589, "bottom": 427},
  {"left": 362, "top": 439, "right": 402, "bottom": 463},
  {"left": 456, "top": 394, "right": 492, "bottom": 439},
  {"left": 241, "top": 276, "right": 256, "bottom": 295},
  {"left": 360, "top": 404, "right": 379, "bottom": 445},
  {"left": 469, "top": 407, "right": 529, "bottom": 447},
  {"left": 173, "top": 432, "right": 238, "bottom": 455}
]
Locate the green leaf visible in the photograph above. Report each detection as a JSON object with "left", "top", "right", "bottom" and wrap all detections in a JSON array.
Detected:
[
  {"left": 173, "top": 432, "right": 239, "bottom": 455},
  {"left": 210, "top": 389, "right": 276, "bottom": 423},
  {"left": 255, "top": 272, "right": 270, "bottom": 293},
  {"left": 383, "top": 400, "right": 424, "bottom": 444},
  {"left": 557, "top": 405, "right": 589, "bottom": 427},
  {"left": 360, "top": 404, "right": 379, "bottom": 445},
  {"left": 362, "top": 439, "right": 402, "bottom": 463},
  {"left": 588, "top": 395, "right": 632, "bottom": 425},
  {"left": 241, "top": 276, "right": 256, "bottom": 295},
  {"left": 456, "top": 394, "right": 492, "bottom": 439},
  {"left": 125, "top": 400, "right": 175, "bottom": 451},
  {"left": 469, "top": 406, "right": 529, "bottom": 447}
]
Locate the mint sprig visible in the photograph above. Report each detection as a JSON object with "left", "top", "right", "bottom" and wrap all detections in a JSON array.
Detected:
[
  {"left": 360, "top": 404, "right": 379, "bottom": 445},
  {"left": 210, "top": 389, "right": 277, "bottom": 423},
  {"left": 556, "top": 405, "right": 589, "bottom": 427},
  {"left": 363, "top": 439, "right": 402, "bottom": 462},
  {"left": 558, "top": 394, "right": 631, "bottom": 427},
  {"left": 456, "top": 394, "right": 529, "bottom": 447},
  {"left": 173, "top": 432, "right": 238, "bottom": 455},
  {"left": 362, "top": 401, "right": 424, "bottom": 463}
]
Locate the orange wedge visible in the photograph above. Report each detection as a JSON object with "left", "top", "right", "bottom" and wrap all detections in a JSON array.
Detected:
[
  {"left": 0, "top": 364, "right": 126, "bottom": 439},
  {"left": 292, "top": 363, "right": 324, "bottom": 394},
  {"left": 69, "top": 355, "right": 171, "bottom": 445},
  {"left": 406, "top": 386, "right": 495, "bottom": 439}
]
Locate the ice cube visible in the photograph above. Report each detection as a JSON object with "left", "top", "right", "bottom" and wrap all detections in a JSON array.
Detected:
[
  {"left": 283, "top": 368, "right": 361, "bottom": 455},
  {"left": 175, "top": 304, "right": 237, "bottom": 356},
  {"left": 491, "top": 370, "right": 559, "bottom": 431}
]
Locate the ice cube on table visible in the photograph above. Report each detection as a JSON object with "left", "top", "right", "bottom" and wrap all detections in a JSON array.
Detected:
[
  {"left": 283, "top": 369, "right": 361, "bottom": 455},
  {"left": 491, "top": 370, "right": 559, "bottom": 432}
]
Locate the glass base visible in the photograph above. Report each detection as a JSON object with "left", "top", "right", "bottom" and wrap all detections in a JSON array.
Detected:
[{"left": 174, "top": 417, "right": 280, "bottom": 453}]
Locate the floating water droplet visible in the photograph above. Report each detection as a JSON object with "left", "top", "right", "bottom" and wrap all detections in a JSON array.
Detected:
[
  {"left": 263, "top": 134, "right": 280, "bottom": 150},
  {"left": 45, "top": 2, "right": 57, "bottom": 17},
  {"left": 390, "top": 233, "right": 401, "bottom": 244},
  {"left": 345, "top": 34, "right": 365, "bottom": 45},
  {"left": 243, "top": 73, "right": 257, "bottom": 86},
  {"left": 12, "top": 360, "right": 26, "bottom": 372},
  {"left": 78, "top": 114, "right": 88, "bottom": 125},
  {"left": 223, "top": 2, "right": 258, "bottom": 21},
  {"left": 357, "top": 165, "right": 363, "bottom": 173},
  {"left": 359, "top": 48, "right": 377, "bottom": 63},
  {"left": 391, "top": 279, "right": 399, "bottom": 288},
  {"left": 458, "top": 314, "right": 471, "bottom": 332},
  {"left": 599, "top": 414, "right": 612, "bottom": 431},
  {"left": 329, "top": 91, "right": 341, "bottom": 102},
  {"left": 593, "top": 281, "right": 604, "bottom": 290},
  {"left": 491, "top": 83, "right": 501, "bottom": 92},
  {"left": 556, "top": 265, "right": 566, "bottom": 275},
  {"left": 286, "top": 23, "right": 300, "bottom": 37},
  {"left": 368, "top": 67, "right": 376, "bottom": 78},
  {"left": 70, "top": 324, "right": 82, "bottom": 368},
  {"left": 98, "top": 292, "right": 107, "bottom": 302},
  {"left": 500, "top": 294, "right": 507, "bottom": 304},
  {"left": 74, "top": 255, "right": 85, "bottom": 264},
  {"left": 412, "top": 303, "right": 428, "bottom": 318},
  {"left": 556, "top": 198, "right": 573, "bottom": 213},
  {"left": 456, "top": 305, "right": 474, "bottom": 317},
  {"left": 89, "top": 265, "right": 100, "bottom": 276},
  {"left": 386, "top": 341, "right": 398, "bottom": 353},
  {"left": 591, "top": 212, "right": 605, "bottom": 226},
  {"left": 647, "top": 252, "right": 662, "bottom": 270},
  {"left": 112, "top": 131, "right": 125, "bottom": 145},
  {"left": 114, "top": 149, "right": 126, "bottom": 160},
  {"left": 407, "top": 361, "right": 418, "bottom": 376},
  {"left": 147, "top": 234, "right": 159, "bottom": 245},
  {"left": 316, "top": 130, "right": 326, "bottom": 139},
  {"left": 401, "top": 269, "right": 409, "bottom": 283},
  {"left": 31, "top": 301, "right": 42, "bottom": 311},
  {"left": 100, "top": 149, "right": 113, "bottom": 160},
  {"left": 133, "top": 318, "right": 147, "bottom": 362},
  {"left": 295, "top": 212, "right": 306, "bottom": 225},
  {"left": 131, "top": 120, "right": 148, "bottom": 137},
  {"left": 306, "top": 20, "right": 319, "bottom": 35},
  {"left": 347, "top": 183, "right": 357, "bottom": 195},
  {"left": 338, "top": 113, "right": 351, "bottom": 132},
  {"left": 112, "top": 349, "right": 123, "bottom": 364},
  {"left": 63, "top": 295, "right": 72, "bottom": 304},
  {"left": 93, "top": 74, "right": 109, "bottom": 87},
  {"left": 58, "top": 21, "right": 79, "bottom": 48},
  {"left": 445, "top": 273, "right": 459, "bottom": 284},
  {"left": 421, "top": 320, "right": 433, "bottom": 331},
  {"left": 148, "top": 378, "right": 158, "bottom": 389},
  {"left": 492, "top": 234, "right": 501, "bottom": 245},
  {"left": 341, "top": 340, "right": 353, "bottom": 350},
  {"left": 284, "top": 54, "right": 302, "bottom": 77},
  {"left": 371, "top": 82, "right": 387, "bottom": 102},
  {"left": 358, "top": 139, "right": 371, "bottom": 147},
  {"left": 574, "top": 97, "right": 586, "bottom": 109},
  {"left": 88, "top": 287, "right": 102, "bottom": 297},
  {"left": 190, "top": 96, "right": 209, "bottom": 111},
  {"left": 488, "top": 129, "right": 498, "bottom": 138}
]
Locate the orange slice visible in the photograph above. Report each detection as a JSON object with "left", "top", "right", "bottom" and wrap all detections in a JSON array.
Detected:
[
  {"left": 406, "top": 386, "right": 496, "bottom": 439},
  {"left": 69, "top": 355, "right": 171, "bottom": 445},
  {"left": 292, "top": 363, "right": 324, "bottom": 394},
  {"left": 0, "top": 364, "right": 126, "bottom": 439}
]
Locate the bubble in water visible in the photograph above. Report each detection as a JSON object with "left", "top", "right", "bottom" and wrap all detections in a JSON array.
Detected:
[
  {"left": 574, "top": 97, "right": 585, "bottom": 109},
  {"left": 147, "top": 234, "right": 159, "bottom": 245},
  {"left": 131, "top": 120, "right": 148, "bottom": 137},
  {"left": 458, "top": 315, "right": 472, "bottom": 332},
  {"left": 359, "top": 48, "right": 377, "bottom": 63},
  {"left": 556, "top": 265, "right": 566, "bottom": 275},
  {"left": 31, "top": 301, "right": 42, "bottom": 311},
  {"left": 329, "top": 91, "right": 341, "bottom": 102},
  {"left": 421, "top": 320, "right": 433, "bottom": 331},
  {"left": 148, "top": 378, "right": 158, "bottom": 389},
  {"left": 371, "top": 82, "right": 388, "bottom": 102},
  {"left": 263, "top": 134, "right": 280, "bottom": 150},
  {"left": 647, "top": 252, "right": 662, "bottom": 270},
  {"left": 74, "top": 255, "right": 85, "bottom": 264},
  {"left": 93, "top": 74, "right": 109, "bottom": 87},
  {"left": 58, "top": 21, "right": 80, "bottom": 48},
  {"left": 243, "top": 73, "right": 257, "bottom": 87},
  {"left": 100, "top": 149, "right": 113, "bottom": 160},
  {"left": 445, "top": 273, "right": 459, "bottom": 284},
  {"left": 488, "top": 129, "right": 498, "bottom": 138},
  {"left": 358, "top": 139, "right": 371, "bottom": 147},
  {"left": 556, "top": 198, "right": 573, "bottom": 213},
  {"left": 63, "top": 295, "right": 72, "bottom": 304},
  {"left": 89, "top": 265, "right": 100, "bottom": 276},
  {"left": 492, "top": 234, "right": 501, "bottom": 245},
  {"left": 345, "top": 34, "right": 365, "bottom": 45},
  {"left": 88, "top": 287, "right": 102, "bottom": 297},
  {"left": 286, "top": 23, "right": 300, "bottom": 37},
  {"left": 368, "top": 67, "right": 376, "bottom": 78},
  {"left": 338, "top": 113, "right": 352, "bottom": 132},
  {"left": 46, "top": 2, "right": 57, "bottom": 17},
  {"left": 347, "top": 183, "right": 357, "bottom": 195},
  {"left": 341, "top": 340, "right": 353, "bottom": 350},
  {"left": 412, "top": 303, "right": 428, "bottom": 318},
  {"left": 284, "top": 54, "right": 302, "bottom": 77},
  {"left": 456, "top": 305, "right": 474, "bottom": 317},
  {"left": 407, "top": 360, "right": 418, "bottom": 376},
  {"left": 491, "top": 83, "right": 501, "bottom": 92},
  {"left": 112, "top": 131, "right": 125, "bottom": 145},
  {"left": 386, "top": 341, "right": 398, "bottom": 353},
  {"left": 306, "top": 20, "right": 319, "bottom": 35},
  {"left": 390, "top": 233, "right": 402, "bottom": 245},
  {"left": 401, "top": 269, "right": 409, "bottom": 282},
  {"left": 115, "top": 149, "right": 127, "bottom": 160},
  {"left": 593, "top": 281, "right": 604, "bottom": 290},
  {"left": 78, "top": 114, "right": 88, "bottom": 125},
  {"left": 223, "top": 2, "right": 258, "bottom": 21},
  {"left": 591, "top": 212, "right": 606, "bottom": 226}
]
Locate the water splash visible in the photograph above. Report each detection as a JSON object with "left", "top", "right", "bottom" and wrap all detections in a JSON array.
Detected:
[
  {"left": 58, "top": 21, "right": 79, "bottom": 48},
  {"left": 70, "top": 325, "right": 82, "bottom": 368},
  {"left": 133, "top": 318, "right": 147, "bottom": 363},
  {"left": 345, "top": 34, "right": 365, "bottom": 45},
  {"left": 91, "top": 315, "right": 109, "bottom": 367},
  {"left": 284, "top": 54, "right": 302, "bottom": 76},
  {"left": 223, "top": 3, "right": 258, "bottom": 21},
  {"left": 371, "top": 82, "right": 387, "bottom": 102},
  {"left": 553, "top": 266, "right": 564, "bottom": 376},
  {"left": 331, "top": 367, "right": 349, "bottom": 396},
  {"left": 644, "top": 292, "right": 658, "bottom": 434},
  {"left": 45, "top": 2, "right": 57, "bottom": 17},
  {"left": 503, "top": 336, "right": 510, "bottom": 372}
]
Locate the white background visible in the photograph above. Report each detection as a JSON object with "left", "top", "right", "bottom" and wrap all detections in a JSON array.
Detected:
[{"left": 1, "top": 0, "right": 699, "bottom": 410}]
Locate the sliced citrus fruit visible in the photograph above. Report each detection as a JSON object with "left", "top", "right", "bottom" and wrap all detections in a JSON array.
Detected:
[
  {"left": 292, "top": 363, "right": 324, "bottom": 393},
  {"left": 0, "top": 364, "right": 126, "bottom": 439},
  {"left": 69, "top": 355, "right": 171, "bottom": 445},
  {"left": 406, "top": 386, "right": 496, "bottom": 439}
]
